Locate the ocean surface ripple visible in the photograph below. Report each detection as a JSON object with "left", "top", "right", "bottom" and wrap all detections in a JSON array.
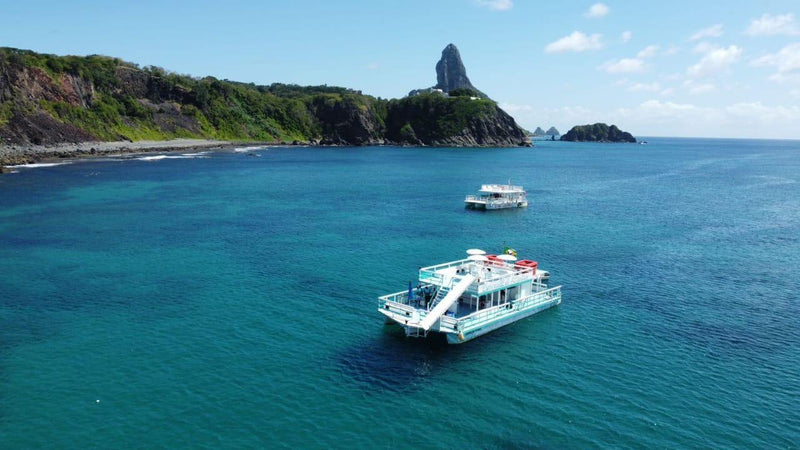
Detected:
[{"left": 1, "top": 138, "right": 798, "bottom": 448}]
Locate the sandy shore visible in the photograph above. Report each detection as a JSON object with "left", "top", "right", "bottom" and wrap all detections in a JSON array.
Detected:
[{"left": 0, "top": 139, "right": 277, "bottom": 170}]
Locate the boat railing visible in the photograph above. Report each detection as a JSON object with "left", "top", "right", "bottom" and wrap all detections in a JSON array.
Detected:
[
  {"left": 486, "top": 194, "right": 525, "bottom": 202},
  {"left": 473, "top": 266, "right": 533, "bottom": 293},
  {"left": 379, "top": 291, "right": 424, "bottom": 319},
  {"left": 439, "top": 314, "right": 458, "bottom": 332},
  {"left": 419, "top": 259, "right": 471, "bottom": 284},
  {"left": 465, "top": 195, "right": 485, "bottom": 202},
  {"left": 378, "top": 289, "right": 411, "bottom": 306},
  {"left": 456, "top": 285, "right": 562, "bottom": 332},
  {"left": 480, "top": 184, "right": 524, "bottom": 192}
]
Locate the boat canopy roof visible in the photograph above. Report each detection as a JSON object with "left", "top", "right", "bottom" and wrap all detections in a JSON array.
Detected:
[{"left": 478, "top": 184, "right": 525, "bottom": 193}]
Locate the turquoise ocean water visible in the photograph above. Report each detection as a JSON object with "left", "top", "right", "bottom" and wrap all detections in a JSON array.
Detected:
[{"left": 1, "top": 139, "right": 798, "bottom": 448}]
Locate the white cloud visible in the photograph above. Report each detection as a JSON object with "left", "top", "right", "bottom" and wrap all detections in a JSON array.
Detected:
[
  {"left": 620, "top": 100, "right": 800, "bottom": 138},
  {"left": 500, "top": 100, "right": 800, "bottom": 138},
  {"left": 683, "top": 80, "right": 717, "bottom": 94},
  {"left": 628, "top": 82, "right": 662, "bottom": 92},
  {"left": 545, "top": 31, "right": 604, "bottom": 53},
  {"left": 692, "top": 41, "right": 717, "bottom": 54},
  {"left": 751, "top": 43, "right": 800, "bottom": 82},
  {"left": 585, "top": 3, "right": 609, "bottom": 18},
  {"left": 637, "top": 45, "right": 660, "bottom": 59},
  {"left": 690, "top": 24, "right": 724, "bottom": 40},
  {"left": 725, "top": 102, "right": 800, "bottom": 122},
  {"left": 500, "top": 103, "right": 534, "bottom": 113},
  {"left": 687, "top": 45, "right": 742, "bottom": 78},
  {"left": 746, "top": 13, "right": 800, "bottom": 36},
  {"left": 475, "top": 0, "right": 513, "bottom": 11},
  {"left": 600, "top": 58, "right": 646, "bottom": 73},
  {"left": 639, "top": 99, "right": 701, "bottom": 115},
  {"left": 663, "top": 45, "right": 680, "bottom": 56},
  {"left": 620, "top": 31, "right": 632, "bottom": 43}
]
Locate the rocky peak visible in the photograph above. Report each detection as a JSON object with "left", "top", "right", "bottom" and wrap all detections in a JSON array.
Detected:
[{"left": 434, "top": 44, "right": 485, "bottom": 97}]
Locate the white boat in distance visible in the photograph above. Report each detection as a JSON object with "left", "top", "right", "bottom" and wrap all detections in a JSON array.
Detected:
[
  {"left": 465, "top": 183, "right": 528, "bottom": 209},
  {"left": 378, "top": 249, "right": 562, "bottom": 344}
]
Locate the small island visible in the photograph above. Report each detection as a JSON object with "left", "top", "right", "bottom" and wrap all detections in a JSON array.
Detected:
[{"left": 560, "top": 123, "right": 636, "bottom": 143}]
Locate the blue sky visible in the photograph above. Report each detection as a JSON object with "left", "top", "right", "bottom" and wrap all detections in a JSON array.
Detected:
[{"left": 2, "top": 0, "right": 799, "bottom": 138}]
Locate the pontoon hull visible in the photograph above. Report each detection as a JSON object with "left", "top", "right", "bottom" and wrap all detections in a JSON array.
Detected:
[{"left": 445, "top": 295, "right": 560, "bottom": 344}]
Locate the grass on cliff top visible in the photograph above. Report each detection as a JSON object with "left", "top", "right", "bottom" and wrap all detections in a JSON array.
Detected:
[{"left": 1, "top": 47, "right": 511, "bottom": 145}]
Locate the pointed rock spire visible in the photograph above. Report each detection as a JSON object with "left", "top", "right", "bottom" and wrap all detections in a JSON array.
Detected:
[{"left": 433, "top": 44, "right": 485, "bottom": 97}]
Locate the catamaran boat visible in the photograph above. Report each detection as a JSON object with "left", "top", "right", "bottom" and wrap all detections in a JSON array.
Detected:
[
  {"left": 378, "top": 249, "right": 562, "bottom": 344},
  {"left": 465, "top": 183, "right": 528, "bottom": 209}
]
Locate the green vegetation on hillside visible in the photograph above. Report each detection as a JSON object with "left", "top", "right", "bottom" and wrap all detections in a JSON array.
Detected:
[
  {"left": 385, "top": 93, "right": 496, "bottom": 142},
  {"left": 560, "top": 123, "right": 636, "bottom": 143},
  {"left": 0, "top": 47, "right": 526, "bottom": 147}
]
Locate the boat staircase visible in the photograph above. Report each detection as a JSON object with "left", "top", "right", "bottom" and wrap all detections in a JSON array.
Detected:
[
  {"left": 427, "top": 285, "right": 451, "bottom": 311},
  {"left": 417, "top": 274, "right": 475, "bottom": 331}
]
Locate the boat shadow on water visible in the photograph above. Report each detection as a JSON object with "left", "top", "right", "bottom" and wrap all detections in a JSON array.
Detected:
[
  {"left": 336, "top": 327, "right": 472, "bottom": 395},
  {"left": 336, "top": 323, "right": 527, "bottom": 395}
]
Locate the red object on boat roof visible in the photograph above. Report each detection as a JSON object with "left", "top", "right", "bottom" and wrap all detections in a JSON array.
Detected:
[
  {"left": 486, "top": 254, "right": 504, "bottom": 266},
  {"left": 515, "top": 260, "right": 538, "bottom": 274}
]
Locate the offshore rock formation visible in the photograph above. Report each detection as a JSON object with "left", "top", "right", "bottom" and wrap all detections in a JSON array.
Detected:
[
  {"left": 532, "top": 127, "right": 546, "bottom": 136},
  {"left": 546, "top": 126, "right": 560, "bottom": 136},
  {"left": 560, "top": 123, "right": 636, "bottom": 143}
]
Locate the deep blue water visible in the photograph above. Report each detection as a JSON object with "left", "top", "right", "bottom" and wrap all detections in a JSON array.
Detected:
[{"left": 1, "top": 139, "right": 798, "bottom": 448}]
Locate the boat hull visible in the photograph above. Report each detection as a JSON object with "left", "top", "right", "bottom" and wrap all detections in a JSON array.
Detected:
[
  {"left": 445, "top": 295, "right": 560, "bottom": 344},
  {"left": 464, "top": 200, "right": 527, "bottom": 210}
]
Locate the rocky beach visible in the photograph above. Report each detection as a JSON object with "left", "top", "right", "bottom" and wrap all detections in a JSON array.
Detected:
[{"left": 0, "top": 139, "right": 271, "bottom": 170}]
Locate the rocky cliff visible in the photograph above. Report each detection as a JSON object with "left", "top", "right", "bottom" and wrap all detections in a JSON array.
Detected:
[
  {"left": 0, "top": 46, "right": 528, "bottom": 158},
  {"left": 560, "top": 123, "right": 636, "bottom": 143},
  {"left": 385, "top": 93, "right": 527, "bottom": 146},
  {"left": 546, "top": 126, "right": 560, "bottom": 136}
]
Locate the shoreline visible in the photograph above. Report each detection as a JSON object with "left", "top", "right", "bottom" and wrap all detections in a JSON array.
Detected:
[
  {"left": 0, "top": 139, "right": 285, "bottom": 171},
  {"left": 0, "top": 138, "right": 533, "bottom": 171}
]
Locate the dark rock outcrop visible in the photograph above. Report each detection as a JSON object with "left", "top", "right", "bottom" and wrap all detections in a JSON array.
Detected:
[
  {"left": 309, "top": 96, "right": 384, "bottom": 145},
  {"left": 546, "top": 126, "right": 560, "bottom": 136},
  {"left": 533, "top": 127, "right": 546, "bottom": 136},
  {"left": 434, "top": 44, "right": 485, "bottom": 97},
  {"left": 2, "top": 111, "right": 99, "bottom": 145},
  {"left": 385, "top": 95, "right": 527, "bottom": 147},
  {"left": 409, "top": 44, "right": 488, "bottom": 98},
  {"left": 560, "top": 123, "right": 636, "bottom": 143}
]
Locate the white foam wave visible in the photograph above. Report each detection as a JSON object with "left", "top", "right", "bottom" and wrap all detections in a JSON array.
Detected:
[
  {"left": 233, "top": 146, "right": 264, "bottom": 153},
  {"left": 137, "top": 153, "right": 208, "bottom": 161},
  {"left": 7, "top": 162, "right": 72, "bottom": 169}
]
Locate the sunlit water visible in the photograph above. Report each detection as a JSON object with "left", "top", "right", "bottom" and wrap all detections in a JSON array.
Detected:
[{"left": 1, "top": 139, "right": 798, "bottom": 448}]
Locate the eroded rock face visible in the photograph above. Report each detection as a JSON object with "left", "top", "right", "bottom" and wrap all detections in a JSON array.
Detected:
[
  {"left": 434, "top": 44, "right": 477, "bottom": 93},
  {"left": 310, "top": 97, "right": 385, "bottom": 145}
]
